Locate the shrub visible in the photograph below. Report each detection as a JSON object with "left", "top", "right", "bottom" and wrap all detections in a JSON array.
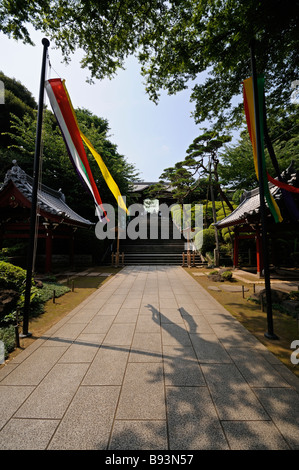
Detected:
[
  {"left": 208, "top": 268, "right": 233, "bottom": 282},
  {"left": 196, "top": 228, "right": 215, "bottom": 255},
  {"left": 0, "top": 325, "right": 15, "bottom": 358},
  {"left": 221, "top": 270, "right": 233, "bottom": 281},
  {"left": 0, "top": 260, "right": 28, "bottom": 291},
  {"left": 0, "top": 261, "right": 31, "bottom": 325}
]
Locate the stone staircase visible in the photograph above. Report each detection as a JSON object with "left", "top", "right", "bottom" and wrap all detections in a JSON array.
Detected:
[{"left": 115, "top": 215, "right": 206, "bottom": 266}]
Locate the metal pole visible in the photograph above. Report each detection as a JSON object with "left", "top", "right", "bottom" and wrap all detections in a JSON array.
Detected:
[
  {"left": 21, "top": 38, "right": 50, "bottom": 337},
  {"left": 250, "top": 40, "right": 278, "bottom": 340}
]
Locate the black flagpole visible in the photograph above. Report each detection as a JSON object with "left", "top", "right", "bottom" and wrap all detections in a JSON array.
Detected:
[
  {"left": 250, "top": 40, "right": 278, "bottom": 340},
  {"left": 21, "top": 38, "right": 50, "bottom": 337}
]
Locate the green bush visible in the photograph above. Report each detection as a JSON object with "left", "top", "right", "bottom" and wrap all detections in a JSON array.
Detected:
[
  {"left": 0, "top": 325, "right": 15, "bottom": 358},
  {"left": 195, "top": 228, "right": 215, "bottom": 255},
  {"left": 0, "top": 243, "right": 27, "bottom": 260},
  {"left": 0, "top": 260, "right": 28, "bottom": 291},
  {"left": 221, "top": 270, "right": 233, "bottom": 281}
]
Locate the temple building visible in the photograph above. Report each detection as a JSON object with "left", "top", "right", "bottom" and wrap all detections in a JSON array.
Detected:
[
  {"left": 0, "top": 162, "right": 93, "bottom": 272},
  {"left": 215, "top": 164, "right": 299, "bottom": 277}
]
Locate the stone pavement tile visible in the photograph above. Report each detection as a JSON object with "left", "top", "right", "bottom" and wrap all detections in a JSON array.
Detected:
[
  {"left": 194, "top": 294, "right": 229, "bottom": 306},
  {"left": 58, "top": 341, "right": 99, "bottom": 363},
  {"left": 167, "top": 287, "right": 186, "bottom": 295},
  {"left": 141, "top": 295, "right": 159, "bottom": 307},
  {"left": 82, "top": 298, "right": 110, "bottom": 310},
  {"left": 202, "top": 312, "right": 238, "bottom": 324},
  {"left": 104, "top": 294, "right": 127, "bottom": 305},
  {"left": 128, "top": 290, "right": 144, "bottom": 298},
  {"left": 174, "top": 294, "right": 195, "bottom": 307},
  {"left": 0, "top": 386, "right": 35, "bottom": 429},
  {"left": 75, "top": 332, "right": 105, "bottom": 347},
  {"left": 0, "top": 418, "right": 59, "bottom": 450},
  {"left": 129, "top": 332, "right": 162, "bottom": 362},
  {"left": 109, "top": 420, "right": 168, "bottom": 450},
  {"left": 114, "top": 308, "right": 139, "bottom": 323},
  {"left": 159, "top": 298, "right": 178, "bottom": 309},
  {"left": 113, "top": 287, "right": 131, "bottom": 295},
  {"left": 179, "top": 304, "right": 202, "bottom": 316},
  {"left": 211, "top": 322, "right": 263, "bottom": 349},
  {"left": 0, "top": 347, "right": 67, "bottom": 386},
  {"left": 222, "top": 421, "right": 290, "bottom": 450},
  {"left": 159, "top": 291, "right": 176, "bottom": 299},
  {"left": 42, "top": 323, "right": 86, "bottom": 347},
  {"left": 163, "top": 345, "right": 206, "bottom": 386},
  {"left": 15, "top": 363, "right": 89, "bottom": 419},
  {"left": 160, "top": 308, "right": 184, "bottom": 324},
  {"left": 97, "top": 303, "right": 123, "bottom": 315},
  {"left": 228, "top": 348, "right": 291, "bottom": 388},
  {"left": 122, "top": 297, "right": 142, "bottom": 309},
  {"left": 4, "top": 338, "right": 46, "bottom": 365},
  {"left": 201, "top": 364, "right": 270, "bottom": 420},
  {"left": 140, "top": 305, "right": 160, "bottom": 323},
  {"left": 116, "top": 363, "right": 166, "bottom": 420},
  {"left": 254, "top": 388, "right": 299, "bottom": 449},
  {"left": 135, "top": 314, "right": 161, "bottom": 333},
  {"left": 82, "top": 314, "right": 115, "bottom": 334},
  {"left": 273, "top": 365, "right": 299, "bottom": 392},
  {"left": 68, "top": 308, "right": 99, "bottom": 324},
  {"left": 190, "top": 333, "right": 232, "bottom": 363},
  {"left": 103, "top": 323, "right": 135, "bottom": 346},
  {"left": 161, "top": 323, "right": 192, "bottom": 347},
  {"left": 260, "top": 348, "right": 286, "bottom": 365},
  {"left": 182, "top": 314, "right": 214, "bottom": 334},
  {"left": 166, "top": 386, "right": 229, "bottom": 450},
  {"left": 0, "top": 363, "right": 18, "bottom": 381},
  {"left": 82, "top": 346, "right": 129, "bottom": 385},
  {"left": 48, "top": 386, "right": 120, "bottom": 450}
]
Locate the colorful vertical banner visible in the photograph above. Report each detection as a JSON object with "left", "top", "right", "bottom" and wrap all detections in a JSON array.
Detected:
[
  {"left": 243, "top": 76, "right": 283, "bottom": 223},
  {"left": 45, "top": 78, "right": 128, "bottom": 219}
]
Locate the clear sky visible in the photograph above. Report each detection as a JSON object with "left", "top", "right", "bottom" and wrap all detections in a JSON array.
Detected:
[{"left": 0, "top": 27, "right": 206, "bottom": 182}]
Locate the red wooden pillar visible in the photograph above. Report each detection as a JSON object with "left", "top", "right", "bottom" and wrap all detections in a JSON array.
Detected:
[
  {"left": 233, "top": 229, "right": 239, "bottom": 268},
  {"left": 256, "top": 231, "right": 263, "bottom": 278},
  {"left": 45, "top": 229, "right": 52, "bottom": 273}
]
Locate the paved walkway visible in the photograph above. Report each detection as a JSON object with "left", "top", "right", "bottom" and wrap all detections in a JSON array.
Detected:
[{"left": 0, "top": 266, "right": 299, "bottom": 450}]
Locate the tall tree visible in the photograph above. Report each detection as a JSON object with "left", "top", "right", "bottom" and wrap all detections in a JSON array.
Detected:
[
  {"left": 3, "top": 105, "right": 138, "bottom": 220},
  {"left": 185, "top": 130, "right": 233, "bottom": 207},
  {"left": 1, "top": 1, "right": 298, "bottom": 130},
  {"left": 0, "top": 71, "right": 36, "bottom": 147},
  {"left": 219, "top": 107, "right": 299, "bottom": 192}
]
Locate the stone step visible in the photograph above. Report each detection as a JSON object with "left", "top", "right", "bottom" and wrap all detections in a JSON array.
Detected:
[
  {"left": 121, "top": 253, "right": 205, "bottom": 266},
  {"left": 121, "top": 245, "right": 185, "bottom": 253}
]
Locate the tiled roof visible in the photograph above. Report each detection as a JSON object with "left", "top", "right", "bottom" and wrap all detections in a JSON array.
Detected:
[
  {"left": 1, "top": 162, "right": 93, "bottom": 227},
  {"left": 215, "top": 164, "right": 299, "bottom": 229},
  {"left": 130, "top": 181, "right": 172, "bottom": 192},
  {"left": 215, "top": 184, "right": 281, "bottom": 229}
]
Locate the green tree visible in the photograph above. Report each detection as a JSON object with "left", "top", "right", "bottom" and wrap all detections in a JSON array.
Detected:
[
  {"left": 0, "top": 71, "right": 36, "bottom": 147},
  {"left": 185, "top": 129, "right": 233, "bottom": 208},
  {"left": 1, "top": 1, "right": 298, "bottom": 130},
  {"left": 218, "top": 131, "right": 257, "bottom": 191},
  {"left": 218, "top": 106, "right": 299, "bottom": 192},
  {"left": 3, "top": 105, "right": 138, "bottom": 220}
]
